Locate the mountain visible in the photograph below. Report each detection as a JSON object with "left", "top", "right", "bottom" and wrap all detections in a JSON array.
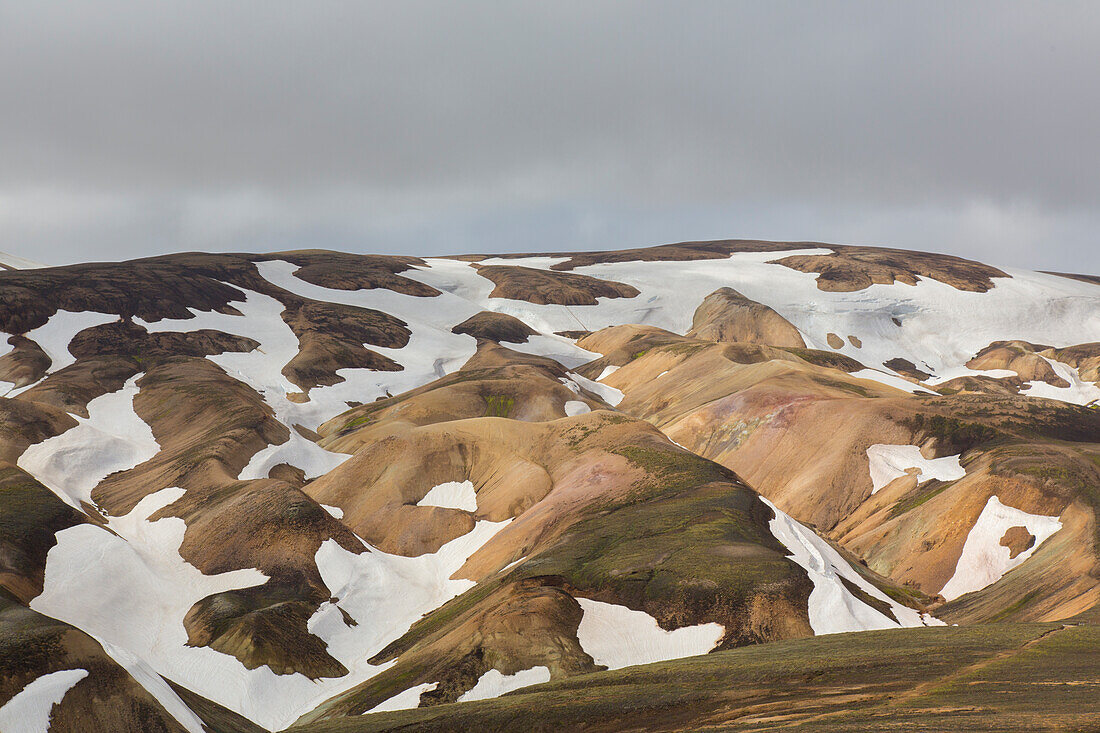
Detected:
[{"left": 0, "top": 241, "right": 1097, "bottom": 731}]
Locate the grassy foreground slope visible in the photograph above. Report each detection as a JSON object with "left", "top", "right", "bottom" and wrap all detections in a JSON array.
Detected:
[{"left": 293, "top": 623, "right": 1100, "bottom": 732}]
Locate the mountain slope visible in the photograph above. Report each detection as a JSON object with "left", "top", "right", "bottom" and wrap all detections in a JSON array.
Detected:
[{"left": 0, "top": 240, "right": 1096, "bottom": 731}]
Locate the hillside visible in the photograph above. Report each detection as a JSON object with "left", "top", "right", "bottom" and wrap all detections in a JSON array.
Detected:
[{"left": 0, "top": 240, "right": 1097, "bottom": 731}]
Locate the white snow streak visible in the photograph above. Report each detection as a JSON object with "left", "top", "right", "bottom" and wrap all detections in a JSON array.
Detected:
[
  {"left": 0, "top": 668, "right": 88, "bottom": 733},
  {"left": 563, "top": 372, "right": 623, "bottom": 407},
  {"left": 596, "top": 365, "right": 620, "bottom": 381},
  {"left": 761, "top": 497, "right": 940, "bottom": 634},
  {"left": 366, "top": 683, "right": 437, "bottom": 713},
  {"left": 98, "top": 640, "right": 207, "bottom": 733}
]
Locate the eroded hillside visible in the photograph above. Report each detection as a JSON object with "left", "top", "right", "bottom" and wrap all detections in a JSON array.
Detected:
[{"left": 0, "top": 241, "right": 1097, "bottom": 731}]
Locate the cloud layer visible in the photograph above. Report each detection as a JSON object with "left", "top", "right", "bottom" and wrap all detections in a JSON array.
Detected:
[{"left": 2, "top": 1, "right": 1097, "bottom": 271}]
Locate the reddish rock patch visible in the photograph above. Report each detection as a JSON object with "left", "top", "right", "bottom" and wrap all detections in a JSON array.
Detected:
[{"left": 1000, "top": 525, "right": 1036, "bottom": 559}]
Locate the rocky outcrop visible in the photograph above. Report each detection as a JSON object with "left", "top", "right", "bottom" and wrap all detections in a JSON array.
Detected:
[
  {"left": 773, "top": 246, "right": 1008, "bottom": 292},
  {"left": 451, "top": 312, "right": 538, "bottom": 344},
  {"left": 687, "top": 287, "right": 805, "bottom": 348},
  {"left": 967, "top": 340, "right": 1068, "bottom": 387},
  {"left": 474, "top": 265, "right": 640, "bottom": 305}
]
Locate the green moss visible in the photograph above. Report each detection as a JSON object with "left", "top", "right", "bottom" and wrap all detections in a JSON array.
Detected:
[
  {"left": 339, "top": 413, "right": 375, "bottom": 434},
  {"left": 900, "top": 413, "right": 1002, "bottom": 454},
  {"left": 888, "top": 479, "right": 955, "bottom": 519},
  {"left": 483, "top": 394, "right": 515, "bottom": 418},
  {"left": 658, "top": 342, "right": 711, "bottom": 358}
]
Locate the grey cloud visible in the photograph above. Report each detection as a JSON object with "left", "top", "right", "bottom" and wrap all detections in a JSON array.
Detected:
[{"left": 0, "top": 1, "right": 1097, "bottom": 272}]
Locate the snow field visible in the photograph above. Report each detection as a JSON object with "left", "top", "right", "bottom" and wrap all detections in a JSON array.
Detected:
[
  {"left": 366, "top": 683, "right": 438, "bottom": 713},
  {"left": 1020, "top": 355, "right": 1100, "bottom": 406},
  {"left": 417, "top": 480, "right": 478, "bottom": 512},
  {"left": 480, "top": 253, "right": 1100, "bottom": 400},
  {"left": 940, "top": 495, "right": 1063, "bottom": 601},
  {"left": 135, "top": 285, "right": 352, "bottom": 480},
  {"left": 457, "top": 666, "right": 551, "bottom": 702},
  {"left": 575, "top": 598, "right": 724, "bottom": 670},
  {"left": 5, "top": 310, "right": 119, "bottom": 396},
  {"left": 564, "top": 400, "right": 591, "bottom": 416},
  {"left": 18, "top": 374, "right": 159, "bottom": 510},
  {"left": 865, "top": 444, "right": 966, "bottom": 495},
  {"left": 761, "top": 497, "right": 942, "bottom": 634},
  {"left": 29, "top": 489, "right": 278, "bottom": 725}
]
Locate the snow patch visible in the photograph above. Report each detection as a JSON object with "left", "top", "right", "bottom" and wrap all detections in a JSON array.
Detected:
[
  {"left": 564, "top": 372, "right": 623, "bottom": 407},
  {"left": 321, "top": 504, "right": 345, "bottom": 519},
  {"left": 596, "top": 365, "right": 620, "bottom": 381},
  {"left": 0, "top": 668, "right": 88, "bottom": 733},
  {"left": 575, "top": 598, "right": 723, "bottom": 670},
  {"left": 7, "top": 310, "right": 118, "bottom": 395},
  {"left": 940, "top": 496, "right": 1062, "bottom": 601},
  {"left": 761, "top": 497, "right": 938, "bottom": 634},
  {"left": 417, "top": 480, "right": 478, "bottom": 512},
  {"left": 1019, "top": 356, "right": 1100, "bottom": 406},
  {"left": 850, "top": 369, "right": 936, "bottom": 395},
  {"left": 302, "top": 520, "right": 511, "bottom": 724},
  {"left": 99, "top": 640, "right": 207, "bottom": 733},
  {"left": 507, "top": 334, "right": 601, "bottom": 369},
  {"left": 564, "top": 400, "right": 590, "bottom": 416},
  {"left": 136, "top": 285, "right": 352, "bottom": 480},
  {"left": 366, "top": 682, "right": 437, "bottom": 713},
  {"left": 18, "top": 375, "right": 160, "bottom": 510},
  {"left": 457, "top": 666, "right": 551, "bottom": 702},
  {"left": 29, "top": 488, "right": 285, "bottom": 728},
  {"left": 0, "top": 250, "right": 48, "bottom": 270},
  {"left": 865, "top": 444, "right": 966, "bottom": 495}
]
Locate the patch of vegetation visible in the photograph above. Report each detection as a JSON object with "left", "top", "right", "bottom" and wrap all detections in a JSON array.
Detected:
[
  {"left": 610, "top": 445, "right": 739, "bottom": 500},
  {"left": 483, "top": 394, "right": 515, "bottom": 418},
  {"left": 657, "top": 341, "right": 712, "bottom": 358},
  {"left": 900, "top": 413, "right": 1002, "bottom": 454},
  {"left": 837, "top": 576, "right": 896, "bottom": 623},
  {"left": 314, "top": 624, "right": 1083, "bottom": 733},
  {"left": 888, "top": 479, "right": 956, "bottom": 519},
  {"left": 781, "top": 347, "right": 863, "bottom": 373},
  {"left": 815, "top": 377, "right": 873, "bottom": 398},
  {"left": 563, "top": 414, "right": 632, "bottom": 449},
  {"left": 339, "top": 413, "right": 375, "bottom": 434},
  {"left": 986, "top": 590, "right": 1041, "bottom": 623}
]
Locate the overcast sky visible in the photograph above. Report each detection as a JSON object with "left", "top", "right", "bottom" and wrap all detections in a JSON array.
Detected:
[{"left": 1, "top": 1, "right": 1097, "bottom": 272}]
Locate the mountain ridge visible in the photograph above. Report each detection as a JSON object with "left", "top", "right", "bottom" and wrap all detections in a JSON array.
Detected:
[{"left": 0, "top": 239, "right": 1097, "bottom": 731}]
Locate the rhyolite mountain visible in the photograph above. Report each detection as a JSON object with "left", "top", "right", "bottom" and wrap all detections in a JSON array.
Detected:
[{"left": 0, "top": 240, "right": 1097, "bottom": 732}]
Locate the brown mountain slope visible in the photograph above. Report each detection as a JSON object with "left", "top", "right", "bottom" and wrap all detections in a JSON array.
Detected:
[{"left": 578, "top": 318, "right": 1100, "bottom": 623}]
